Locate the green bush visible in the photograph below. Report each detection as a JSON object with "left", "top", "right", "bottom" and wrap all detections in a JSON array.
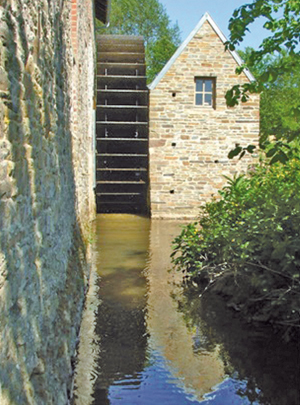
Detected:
[{"left": 172, "top": 159, "right": 300, "bottom": 336}]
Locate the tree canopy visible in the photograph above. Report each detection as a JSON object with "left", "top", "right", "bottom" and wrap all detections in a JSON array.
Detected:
[
  {"left": 226, "top": 0, "right": 300, "bottom": 104},
  {"left": 239, "top": 48, "right": 300, "bottom": 144},
  {"left": 101, "top": 0, "right": 181, "bottom": 83},
  {"left": 226, "top": 0, "right": 300, "bottom": 163}
]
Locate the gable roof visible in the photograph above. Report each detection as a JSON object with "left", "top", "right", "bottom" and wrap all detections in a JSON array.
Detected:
[{"left": 149, "top": 12, "right": 254, "bottom": 90}]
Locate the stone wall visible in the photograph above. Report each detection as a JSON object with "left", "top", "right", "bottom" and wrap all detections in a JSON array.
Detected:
[
  {"left": 0, "top": 0, "right": 96, "bottom": 403},
  {"left": 149, "top": 18, "right": 260, "bottom": 219},
  {"left": 70, "top": 0, "right": 96, "bottom": 224}
]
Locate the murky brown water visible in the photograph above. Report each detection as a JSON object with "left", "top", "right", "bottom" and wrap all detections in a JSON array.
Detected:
[{"left": 72, "top": 214, "right": 300, "bottom": 405}]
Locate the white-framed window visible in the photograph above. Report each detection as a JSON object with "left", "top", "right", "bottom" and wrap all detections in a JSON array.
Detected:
[{"left": 195, "top": 77, "right": 216, "bottom": 108}]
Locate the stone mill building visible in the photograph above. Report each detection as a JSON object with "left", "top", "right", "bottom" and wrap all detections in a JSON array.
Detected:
[
  {"left": 148, "top": 13, "right": 260, "bottom": 219},
  {"left": 0, "top": 2, "right": 259, "bottom": 403}
]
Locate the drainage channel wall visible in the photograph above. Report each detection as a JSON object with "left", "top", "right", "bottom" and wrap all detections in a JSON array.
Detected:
[{"left": 0, "top": 1, "right": 96, "bottom": 403}]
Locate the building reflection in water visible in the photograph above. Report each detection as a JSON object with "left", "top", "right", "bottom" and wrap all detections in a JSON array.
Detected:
[
  {"left": 145, "top": 220, "right": 225, "bottom": 402},
  {"left": 73, "top": 215, "right": 226, "bottom": 405},
  {"left": 73, "top": 215, "right": 299, "bottom": 405}
]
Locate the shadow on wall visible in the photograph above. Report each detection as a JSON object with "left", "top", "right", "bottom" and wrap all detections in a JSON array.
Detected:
[{"left": 0, "top": 2, "right": 86, "bottom": 403}]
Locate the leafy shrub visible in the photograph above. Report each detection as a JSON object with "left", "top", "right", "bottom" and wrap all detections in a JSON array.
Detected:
[{"left": 172, "top": 159, "right": 300, "bottom": 337}]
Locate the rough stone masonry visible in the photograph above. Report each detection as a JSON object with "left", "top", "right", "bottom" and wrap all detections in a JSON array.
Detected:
[
  {"left": 149, "top": 15, "right": 260, "bottom": 219},
  {"left": 0, "top": 0, "right": 96, "bottom": 403}
]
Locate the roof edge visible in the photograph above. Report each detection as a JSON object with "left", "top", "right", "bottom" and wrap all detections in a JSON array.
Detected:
[
  {"left": 148, "top": 12, "right": 255, "bottom": 90},
  {"left": 95, "top": 0, "right": 111, "bottom": 25}
]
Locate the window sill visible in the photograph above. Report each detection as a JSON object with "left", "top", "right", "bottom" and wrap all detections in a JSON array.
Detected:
[{"left": 194, "top": 105, "right": 216, "bottom": 110}]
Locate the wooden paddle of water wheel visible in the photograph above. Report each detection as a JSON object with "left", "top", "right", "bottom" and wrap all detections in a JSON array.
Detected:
[{"left": 96, "top": 35, "right": 149, "bottom": 214}]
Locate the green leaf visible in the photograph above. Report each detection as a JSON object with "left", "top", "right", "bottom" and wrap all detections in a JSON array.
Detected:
[
  {"left": 264, "top": 21, "right": 274, "bottom": 30},
  {"left": 239, "top": 150, "right": 246, "bottom": 159},
  {"left": 269, "top": 150, "right": 289, "bottom": 164},
  {"left": 228, "top": 145, "right": 242, "bottom": 159},
  {"left": 266, "top": 148, "right": 277, "bottom": 157},
  {"left": 246, "top": 145, "right": 256, "bottom": 153}
]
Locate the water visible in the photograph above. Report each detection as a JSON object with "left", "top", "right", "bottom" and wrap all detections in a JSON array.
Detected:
[{"left": 72, "top": 214, "right": 300, "bottom": 405}]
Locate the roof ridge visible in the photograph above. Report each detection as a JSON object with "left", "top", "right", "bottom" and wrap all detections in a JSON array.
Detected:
[{"left": 148, "top": 12, "right": 254, "bottom": 90}]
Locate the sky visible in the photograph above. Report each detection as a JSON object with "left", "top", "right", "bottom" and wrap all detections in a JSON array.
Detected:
[{"left": 160, "top": 0, "right": 268, "bottom": 51}]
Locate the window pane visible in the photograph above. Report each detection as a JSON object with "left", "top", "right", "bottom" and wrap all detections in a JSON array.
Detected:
[
  {"left": 205, "top": 80, "right": 213, "bottom": 92},
  {"left": 196, "top": 79, "right": 204, "bottom": 92},
  {"left": 204, "top": 94, "right": 212, "bottom": 105},
  {"left": 196, "top": 93, "right": 203, "bottom": 105}
]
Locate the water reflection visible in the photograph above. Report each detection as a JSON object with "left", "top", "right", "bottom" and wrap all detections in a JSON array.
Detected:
[
  {"left": 91, "top": 215, "right": 150, "bottom": 403},
  {"left": 73, "top": 215, "right": 300, "bottom": 405},
  {"left": 146, "top": 220, "right": 225, "bottom": 402},
  {"left": 175, "top": 291, "right": 300, "bottom": 405}
]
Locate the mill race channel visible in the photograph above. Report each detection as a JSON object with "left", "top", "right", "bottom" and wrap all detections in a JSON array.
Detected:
[{"left": 72, "top": 214, "right": 300, "bottom": 405}]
